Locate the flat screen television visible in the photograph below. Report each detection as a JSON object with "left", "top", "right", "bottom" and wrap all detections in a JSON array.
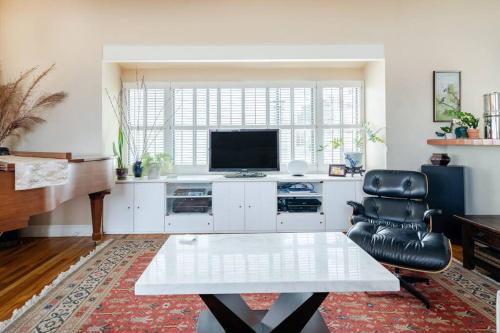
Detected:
[{"left": 209, "top": 129, "right": 280, "bottom": 172}]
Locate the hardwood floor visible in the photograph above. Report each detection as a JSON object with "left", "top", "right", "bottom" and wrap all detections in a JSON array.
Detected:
[
  {"left": 0, "top": 235, "right": 463, "bottom": 322},
  {"left": 0, "top": 235, "right": 167, "bottom": 321}
]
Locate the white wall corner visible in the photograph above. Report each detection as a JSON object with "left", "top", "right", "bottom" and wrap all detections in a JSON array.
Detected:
[{"left": 21, "top": 224, "right": 93, "bottom": 237}]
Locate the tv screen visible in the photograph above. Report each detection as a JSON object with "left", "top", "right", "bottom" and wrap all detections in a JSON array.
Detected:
[{"left": 209, "top": 130, "right": 280, "bottom": 171}]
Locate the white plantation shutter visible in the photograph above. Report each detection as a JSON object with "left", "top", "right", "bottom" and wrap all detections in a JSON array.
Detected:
[
  {"left": 174, "top": 89, "right": 194, "bottom": 126},
  {"left": 269, "top": 88, "right": 291, "bottom": 126},
  {"left": 244, "top": 88, "right": 267, "bottom": 126},
  {"left": 220, "top": 88, "right": 242, "bottom": 126},
  {"left": 127, "top": 88, "right": 166, "bottom": 164},
  {"left": 126, "top": 81, "right": 363, "bottom": 171},
  {"left": 320, "top": 85, "right": 363, "bottom": 165},
  {"left": 174, "top": 130, "right": 193, "bottom": 165}
]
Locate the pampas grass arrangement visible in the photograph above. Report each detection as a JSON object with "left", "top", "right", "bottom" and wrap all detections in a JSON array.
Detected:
[{"left": 0, "top": 64, "right": 67, "bottom": 146}]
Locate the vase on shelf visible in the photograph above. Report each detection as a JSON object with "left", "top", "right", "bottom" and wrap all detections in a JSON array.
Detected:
[
  {"left": 454, "top": 126, "right": 468, "bottom": 138},
  {"left": 0, "top": 147, "right": 10, "bottom": 155},
  {"left": 430, "top": 153, "right": 451, "bottom": 166},
  {"left": 467, "top": 128, "right": 480, "bottom": 139},
  {"left": 133, "top": 161, "right": 143, "bottom": 178},
  {"left": 344, "top": 152, "right": 363, "bottom": 168}
]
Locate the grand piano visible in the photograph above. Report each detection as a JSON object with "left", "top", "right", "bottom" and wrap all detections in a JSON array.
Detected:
[{"left": 0, "top": 152, "right": 114, "bottom": 242}]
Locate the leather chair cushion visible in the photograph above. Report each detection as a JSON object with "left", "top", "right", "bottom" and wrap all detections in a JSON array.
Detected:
[
  {"left": 347, "top": 222, "right": 452, "bottom": 271},
  {"left": 355, "top": 197, "right": 428, "bottom": 230},
  {"left": 351, "top": 215, "right": 428, "bottom": 232},
  {"left": 363, "top": 170, "right": 428, "bottom": 199}
]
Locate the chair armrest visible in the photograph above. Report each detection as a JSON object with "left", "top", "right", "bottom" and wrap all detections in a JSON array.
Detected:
[
  {"left": 423, "top": 209, "right": 442, "bottom": 223},
  {"left": 347, "top": 201, "right": 365, "bottom": 215}
]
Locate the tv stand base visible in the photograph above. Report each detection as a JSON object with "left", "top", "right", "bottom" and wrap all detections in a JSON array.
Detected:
[{"left": 224, "top": 172, "right": 267, "bottom": 178}]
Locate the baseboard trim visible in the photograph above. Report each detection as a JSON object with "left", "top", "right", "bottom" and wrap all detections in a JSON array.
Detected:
[{"left": 21, "top": 225, "right": 92, "bottom": 237}]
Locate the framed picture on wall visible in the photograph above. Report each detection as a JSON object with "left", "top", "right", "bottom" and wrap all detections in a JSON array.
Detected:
[
  {"left": 328, "top": 164, "right": 346, "bottom": 177},
  {"left": 433, "top": 71, "right": 461, "bottom": 122}
]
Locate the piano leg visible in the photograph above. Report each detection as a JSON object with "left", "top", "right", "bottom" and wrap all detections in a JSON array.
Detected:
[{"left": 89, "top": 190, "right": 111, "bottom": 242}]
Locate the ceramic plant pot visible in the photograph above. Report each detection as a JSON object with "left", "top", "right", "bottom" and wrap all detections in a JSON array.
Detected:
[
  {"left": 467, "top": 128, "right": 480, "bottom": 139},
  {"left": 454, "top": 126, "right": 468, "bottom": 138},
  {"left": 116, "top": 168, "right": 128, "bottom": 180}
]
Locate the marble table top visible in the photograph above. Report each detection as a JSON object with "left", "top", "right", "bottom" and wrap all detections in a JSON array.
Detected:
[{"left": 135, "top": 232, "right": 400, "bottom": 295}]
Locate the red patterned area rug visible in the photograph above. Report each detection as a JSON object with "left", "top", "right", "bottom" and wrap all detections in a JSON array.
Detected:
[{"left": 1, "top": 239, "right": 498, "bottom": 332}]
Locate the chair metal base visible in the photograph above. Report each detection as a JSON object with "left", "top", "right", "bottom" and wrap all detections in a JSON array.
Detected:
[
  {"left": 395, "top": 268, "right": 431, "bottom": 309},
  {"left": 198, "top": 292, "right": 329, "bottom": 333}
]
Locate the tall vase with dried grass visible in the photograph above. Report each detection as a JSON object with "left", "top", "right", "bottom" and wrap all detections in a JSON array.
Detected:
[
  {"left": 0, "top": 64, "right": 67, "bottom": 155},
  {"left": 106, "top": 75, "right": 169, "bottom": 178}
]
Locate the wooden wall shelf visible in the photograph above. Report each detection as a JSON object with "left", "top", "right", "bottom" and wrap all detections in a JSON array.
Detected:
[{"left": 427, "top": 139, "right": 500, "bottom": 146}]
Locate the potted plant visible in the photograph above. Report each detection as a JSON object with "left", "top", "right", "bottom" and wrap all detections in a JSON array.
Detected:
[
  {"left": 106, "top": 76, "right": 171, "bottom": 178},
  {"left": 318, "top": 123, "right": 384, "bottom": 169},
  {"left": 462, "top": 112, "right": 480, "bottom": 139},
  {"left": 435, "top": 123, "right": 455, "bottom": 139},
  {"left": 142, "top": 152, "right": 173, "bottom": 179},
  {"left": 0, "top": 65, "right": 67, "bottom": 154},
  {"left": 447, "top": 110, "right": 480, "bottom": 139},
  {"left": 343, "top": 123, "right": 384, "bottom": 168},
  {"left": 113, "top": 128, "right": 128, "bottom": 180}
]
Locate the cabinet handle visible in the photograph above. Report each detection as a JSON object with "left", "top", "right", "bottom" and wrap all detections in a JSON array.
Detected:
[
  {"left": 137, "top": 206, "right": 140, "bottom": 209},
  {"left": 248, "top": 205, "right": 251, "bottom": 208},
  {"left": 127, "top": 206, "right": 131, "bottom": 209},
  {"left": 239, "top": 205, "right": 242, "bottom": 208}
]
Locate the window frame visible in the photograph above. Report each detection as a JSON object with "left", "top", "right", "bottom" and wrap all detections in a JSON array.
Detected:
[{"left": 123, "top": 80, "right": 364, "bottom": 174}]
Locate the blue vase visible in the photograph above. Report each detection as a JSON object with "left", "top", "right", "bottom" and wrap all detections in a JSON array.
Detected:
[
  {"left": 133, "top": 161, "right": 143, "bottom": 178},
  {"left": 454, "top": 126, "right": 468, "bottom": 138}
]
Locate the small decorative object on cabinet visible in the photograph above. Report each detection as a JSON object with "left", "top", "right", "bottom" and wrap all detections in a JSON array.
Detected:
[
  {"left": 433, "top": 71, "right": 461, "bottom": 122},
  {"left": 287, "top": 160, "right": 307, "bottom": 176},
  {"left": 484, "top": 92, "right": 500, "bottom": 139},
  {"left": 430, "top": 153, "right": 451, "bottom": 166},
  {"left": 455, "top": 126, "right": 468, "bottom": 138},
  {"left": 421, "top": 164, "right": 465, "bottom": 244},
  {"left": 0, "top": 147, "right": 9, "bottom": 156},
  {"left": 133, "top": 160, "right": 143, "bottom": 178},
  {"left": 329, "top": 164, "right": 346, "bottom": 177}
]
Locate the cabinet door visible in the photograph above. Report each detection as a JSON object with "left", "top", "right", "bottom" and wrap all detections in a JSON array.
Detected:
[
  {"left": 104, "top": 184, "right": 134, "bottom": 234},
  {"left": 244, "top": 182, "right": 277, "bottom": 232},
  {"left": 277, "top": 213, "right": 325, "bottom": 232},
  {"left": 133, "top": 183, "right": 165, "bottom": 233},
  {"left": 323, "top": 181, "right": 356, "bottom": 231},
  {"left": 213, "top": 182, "right": 245, "bottom": 232}
]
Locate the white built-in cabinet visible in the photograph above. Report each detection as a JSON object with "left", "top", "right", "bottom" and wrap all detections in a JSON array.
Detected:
[
  {"left": 213, "top": 182, "right": 277, "bottom": 232},
  {"left": 104, "top": 183, "right": 165, "bottom": 234},
  {"left": 104, "top": 183, "right": 134, "bottom": 234},
  {"left": 323, "top": 181, "right": 357, "bottom": 231},
  {"left": 104, "top": 175, "right": 363, "bottom": 235}
]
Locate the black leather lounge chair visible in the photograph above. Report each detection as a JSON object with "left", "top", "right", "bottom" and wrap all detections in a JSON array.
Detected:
[{"left": 346, "top": 169, "right": 452, "bottom": 308}]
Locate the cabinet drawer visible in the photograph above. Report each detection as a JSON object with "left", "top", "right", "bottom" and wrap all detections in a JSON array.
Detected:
[
  {"left": 277, "top": 213, "right": 325, "bottom": 232},
  {"left": 165, "top": 214, "right": 214, "bottom": 233}
]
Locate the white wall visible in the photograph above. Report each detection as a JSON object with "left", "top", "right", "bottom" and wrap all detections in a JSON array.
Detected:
[
  {"left": 1, "top": 0, "right": 499, "bottom": 225},
  {"left": 364, "top": 60, "right": 387, "bottom": 170}
]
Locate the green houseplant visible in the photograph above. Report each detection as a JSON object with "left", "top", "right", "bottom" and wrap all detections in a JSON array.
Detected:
[
  {"left": 447, "top": 110, "right": 480, "bottom": 139},
  {"left": 318, "top": 123, "right": 384, "bottom": 168},
  {"left": 112, "top": 127, "right": 128, "bottom": 180},
  {"left": 142, "top": 152, "right": 173, "bottom": 179}
]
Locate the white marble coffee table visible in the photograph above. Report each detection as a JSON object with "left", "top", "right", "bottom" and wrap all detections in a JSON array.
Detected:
[{"left": 135, "top": 232, "right": 399, "bottom": 332}]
